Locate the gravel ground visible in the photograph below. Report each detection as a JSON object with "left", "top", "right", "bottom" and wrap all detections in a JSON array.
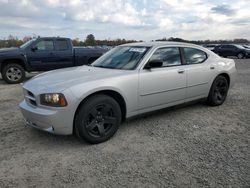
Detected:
[{"left": 0, "top": 60, "right": 249, "bottom": 188}]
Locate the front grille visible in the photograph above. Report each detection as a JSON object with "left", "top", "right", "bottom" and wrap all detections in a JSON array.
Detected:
[
  {"left": 24, "top": 89, "right": 37, "bottom": 106},
  {"left": 29, "top": 99, "right": 37, "bottom": 106},
  {"left": 27, "top": 90, "right": 34, "bottom": 97}
]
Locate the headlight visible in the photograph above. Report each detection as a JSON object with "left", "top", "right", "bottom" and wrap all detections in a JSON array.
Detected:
[{"left": 40, "top": 93, "right": 67, "bottom": 107}]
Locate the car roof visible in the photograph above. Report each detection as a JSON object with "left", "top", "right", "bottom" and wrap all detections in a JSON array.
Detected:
[
  {"left": 220, "top": 44, "right": 238, "bottom": 46},
  {"left": 38, "top": 37, "right": 70, "bottom": 40},
  {"left": 219, "top": 44, "right": 242, "bottom": 47},
  {"left": 121, "top": 41, "right": 202, "bottom": 48},
  {"left": 204, "top": 44, "right": 219, "bottom": 46}
]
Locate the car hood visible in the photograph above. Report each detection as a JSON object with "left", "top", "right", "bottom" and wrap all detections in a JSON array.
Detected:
[
  {"left": 0, "top": 47, "right": 21, "bottom": 54},
  {"left": 23, "top": 66, "right": 128, "bottom": 92}
]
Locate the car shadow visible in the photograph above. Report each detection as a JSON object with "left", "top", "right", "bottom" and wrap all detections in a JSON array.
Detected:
[
  {"left": 27, "top": 128, "right": 88, "bottom": 147},
  {"left": 24, "top": 99, "right": 209, "bottom": 147}
]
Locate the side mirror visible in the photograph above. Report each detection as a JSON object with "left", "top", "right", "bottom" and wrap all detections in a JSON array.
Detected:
[
  {"left": 31, "top": 46, "right": 38, "bottom": 52},
  {"left": 145, "top": 60, "right": 163, "bottom": 69}
]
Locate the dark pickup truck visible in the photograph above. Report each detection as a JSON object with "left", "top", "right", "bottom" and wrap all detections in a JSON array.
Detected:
[{"left": 0, "top": 37, "right": 107, "bottom": 84}]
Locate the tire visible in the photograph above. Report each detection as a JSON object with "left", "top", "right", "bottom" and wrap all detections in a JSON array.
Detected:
[
  {"left": 1, "top": 63, "right": 25, "bottom": 84},
  {"left": 207, "top": 75, "right": 229, "bottom": 106},
  {"left": 237, "top": 53, "right": 244, "bottom": 59},
  {"left": 75, "top": 94, "right": 122, "bottom": 144}
]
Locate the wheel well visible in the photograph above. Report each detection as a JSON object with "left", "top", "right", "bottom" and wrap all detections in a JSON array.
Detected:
[
  {"left": 73, "top": 90, "right": 127, "bottom": 133},
  {"left": 218, "top": 73, "right": 230, "bottom": 86},
  {"left": 1, "top": 59, "right": 25, "bottom": 72}
]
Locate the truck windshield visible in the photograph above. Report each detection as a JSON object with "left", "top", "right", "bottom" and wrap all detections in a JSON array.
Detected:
[
  {"left": 91, "top": 46, "right": 150, "bottom": 70},
  {"left": 20, "top": 39, "right": 35, "bottom": 49}
]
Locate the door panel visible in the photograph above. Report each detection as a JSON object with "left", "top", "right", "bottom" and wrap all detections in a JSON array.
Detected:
[
  {"left": 53, "top": 39, "right": 73, "bottom": 68},
  {"left": 50, "top": 50, "right": 73, "bottom": 68},
  {"left": 139, "top": 67, "right": 186, "bottom": 109},
  {"left": 185, "top": 63, "right": 211, "bottom": 99},
  {"left": 139, "top": 47, "right": 186, "bottom": 110},
  {"left": 182, "top": 47, "right": 213, "bottom": 99},
  {"left": 27, "top": 39, "right": 57, "bottom": 71}
]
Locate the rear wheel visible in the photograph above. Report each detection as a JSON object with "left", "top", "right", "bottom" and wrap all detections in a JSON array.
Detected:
[
  {"left": 207, "top": 75, "right": 229, "bottom": 106},
  {"left": 2, "top": 63, "right": 25, "bottom": 84},
  {"left": 237, "top": 53, "right": 244, "bottom": 59},
  {"left": 75, "top": 94, "right": 122, "bottom": 144}
]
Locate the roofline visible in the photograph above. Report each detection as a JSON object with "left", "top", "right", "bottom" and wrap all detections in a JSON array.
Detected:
[{"left": 120, "top": 41, "right": 205, "bottom": 48}]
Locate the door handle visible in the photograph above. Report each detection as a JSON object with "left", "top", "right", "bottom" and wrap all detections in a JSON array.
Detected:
[
  {"left": 210, "top": 66, "right": 215, "bottom": 70},
  {"left": 178, "top": 69, "right": 185, "bottom": 74}
]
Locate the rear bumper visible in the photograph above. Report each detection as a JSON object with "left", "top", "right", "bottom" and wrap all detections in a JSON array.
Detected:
[
  {"left": 19, "top": 100, "right": 73, "bottom": 135},
  {"left": 229, "top": 62, "right": 237, "bottom": 89}
]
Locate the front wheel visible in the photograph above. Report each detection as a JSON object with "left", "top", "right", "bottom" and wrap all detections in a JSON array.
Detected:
[
  {"left": 75, "top": 94, "right": 122, "bottom": 144},
  {"left": 2, "top": 63, "right": 25, "bottom": 84},
  {"left": 207, "top": 75, "right": 229, "bottom": 106}
]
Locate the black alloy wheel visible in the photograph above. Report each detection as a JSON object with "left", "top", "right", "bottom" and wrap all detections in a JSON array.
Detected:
[
  {"left": 207, "top": 75, "right": 229, "bottom": 106},
  {"left": 75, "top": 94, "right": 121, "bottom": 144},
  {"left": 85, "top": 103, "right": 117, "bottom": 138}
]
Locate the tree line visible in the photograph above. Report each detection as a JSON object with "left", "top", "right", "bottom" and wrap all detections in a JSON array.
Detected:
[
  {"left": 0, "top": 34, "right": 139, "bottom": 48},
  {"left": 0, "top": 34, "right": 249, "bottom": 48}
]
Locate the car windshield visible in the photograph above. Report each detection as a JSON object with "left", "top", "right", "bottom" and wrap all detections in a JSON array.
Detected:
[
  {"left": 91, "top": 46, "right": 150, "bottom": 70},
  {"left": 20, "top": 39, "right": 35, "bottom": 49}
]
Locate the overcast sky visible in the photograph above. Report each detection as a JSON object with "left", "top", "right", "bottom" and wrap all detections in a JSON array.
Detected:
[{"left": 0, "top": 0, "right": 249, "bottom": 41}]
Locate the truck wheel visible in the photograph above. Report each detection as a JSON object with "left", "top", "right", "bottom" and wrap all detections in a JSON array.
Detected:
[
  {"left": 2, "top": 63, "right": 25, "bottom": 84},
  {"left": 75, "top": 94, "right": 122, "bottom": 144}
]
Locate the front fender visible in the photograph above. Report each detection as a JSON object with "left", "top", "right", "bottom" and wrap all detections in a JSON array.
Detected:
[
  {"left": 0, "top": 55, "right": 27, "bottom": 71},
  {"left": 71, "top": 86, "right": 128, "bottom": 112},
  {"left": 69, "top": 75, "right": 139, "bottom": 118}
]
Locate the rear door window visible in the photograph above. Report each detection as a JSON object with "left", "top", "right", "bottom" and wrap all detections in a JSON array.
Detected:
[
  {"left": 183, "top": 48, "right": 207, "bottom": 64},
  {"left": 55, "top": 40, "right": 69, "bottom": 51}
]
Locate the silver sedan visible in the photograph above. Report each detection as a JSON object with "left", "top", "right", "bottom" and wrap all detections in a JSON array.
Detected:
[{"left": 19, "top": 42, "right": 237, "bottom": 144}]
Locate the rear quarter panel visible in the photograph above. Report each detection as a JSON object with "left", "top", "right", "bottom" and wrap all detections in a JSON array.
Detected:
[{"left": 211, "top": 56, "right": 237, "bottom": 89}]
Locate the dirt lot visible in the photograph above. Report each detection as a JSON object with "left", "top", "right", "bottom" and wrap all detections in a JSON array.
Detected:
[{"left": 0, "top": 59, "right": 249, "bottom": 188}]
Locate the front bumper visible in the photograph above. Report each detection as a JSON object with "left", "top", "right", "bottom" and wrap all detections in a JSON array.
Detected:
[{"left": 19, "top": 100, "right": 73, "bottom": 135}]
